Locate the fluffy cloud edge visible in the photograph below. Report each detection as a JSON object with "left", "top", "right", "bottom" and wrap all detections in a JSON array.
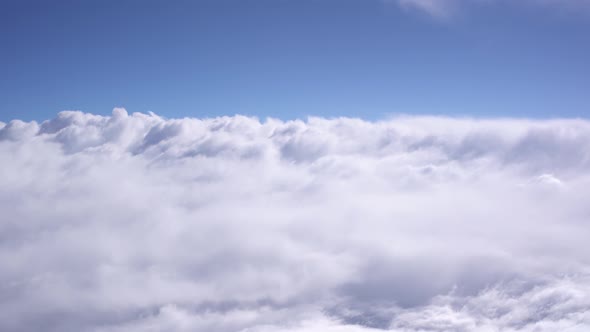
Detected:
[{"left": 2, "top": 109, "right": 590, "bottom": 332}]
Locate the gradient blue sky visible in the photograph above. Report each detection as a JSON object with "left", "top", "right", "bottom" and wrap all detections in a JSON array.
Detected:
[{"left": 1, "top": 0, "right": 589, "bottom": 121}]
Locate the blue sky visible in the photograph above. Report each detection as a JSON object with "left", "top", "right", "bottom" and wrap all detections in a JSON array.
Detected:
[{"left": 1, "top": 0, "right": 589, "bottom": 121}]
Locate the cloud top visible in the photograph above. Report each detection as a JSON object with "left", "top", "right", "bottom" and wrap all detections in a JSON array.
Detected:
[{"left": 1, "top": 109, "right": 590, "bottom": 331}]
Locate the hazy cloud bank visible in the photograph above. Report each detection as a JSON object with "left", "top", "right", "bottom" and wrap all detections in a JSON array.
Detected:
[{"left": 1, "top": 109, "right": 590, "bottom": 331}]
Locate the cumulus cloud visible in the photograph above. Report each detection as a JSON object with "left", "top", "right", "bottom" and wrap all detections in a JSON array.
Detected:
[{"left": 1, "top": 109, "right": 590, "bottom": 331}]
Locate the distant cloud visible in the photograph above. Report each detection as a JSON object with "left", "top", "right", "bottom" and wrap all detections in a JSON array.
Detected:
[
  {"left": 397, "top": 0, "right": 459, "bottom": 18},
  {"left": 2, "top": 109, "right": 590, "bottom": 331},
  {"left": 395, "top": 0, "right": 590, "bottom": 18}
]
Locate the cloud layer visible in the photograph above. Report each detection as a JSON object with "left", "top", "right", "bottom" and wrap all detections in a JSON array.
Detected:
[{"left": 1, "top": 109, "right": 590, "bottom": 331}]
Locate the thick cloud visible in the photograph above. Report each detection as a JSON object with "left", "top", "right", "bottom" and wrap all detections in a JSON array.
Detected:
[{"left": 1, "top": 109, "right": 590, "bottom": 331}]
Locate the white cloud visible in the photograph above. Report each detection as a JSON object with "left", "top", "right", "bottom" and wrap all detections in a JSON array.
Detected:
[
  {"left": 1, "top": 109, "right": 590, "bottom": 331},
  {"left": 395, "top": 0, "right": 590, "bottom": 18},
  {"left": 397, "top": 0, "right": 459, "bottom": 18}
]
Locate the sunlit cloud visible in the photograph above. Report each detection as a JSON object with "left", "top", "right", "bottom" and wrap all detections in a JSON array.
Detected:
[{"left": 1, "top": 109, "right": 590, "bottom": 331}]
